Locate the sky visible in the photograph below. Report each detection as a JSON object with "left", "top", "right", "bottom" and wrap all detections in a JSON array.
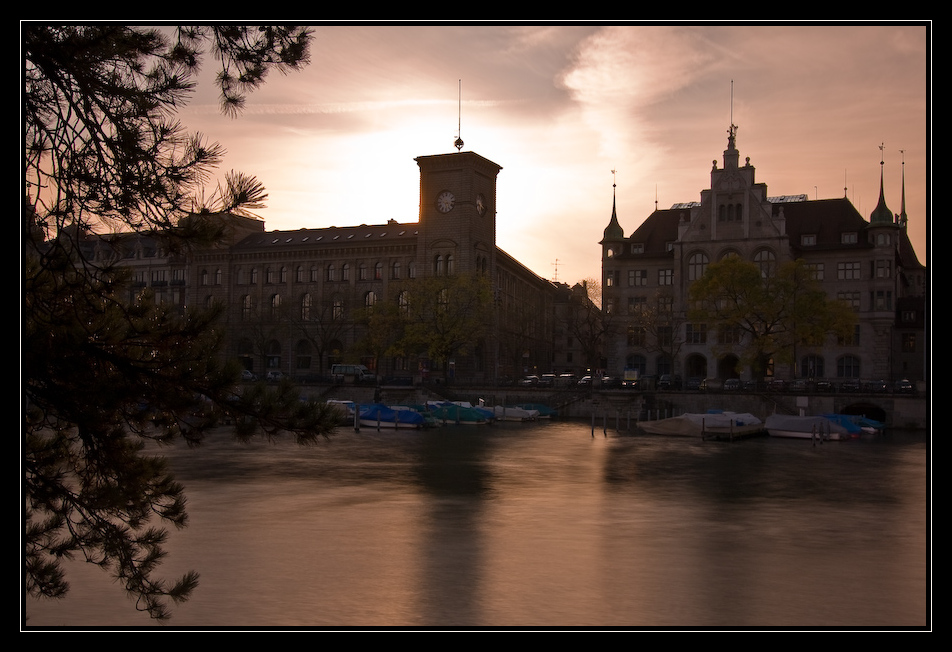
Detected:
[{"left": 177, "top": 23, "right": 930, "bottom": 285}]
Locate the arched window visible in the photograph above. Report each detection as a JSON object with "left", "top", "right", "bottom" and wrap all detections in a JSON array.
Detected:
[
  {"left": 326, "top": 263, "right": 336, "bottom": 282},
  {"left": 398, "top": 290, "right": 409, "bottom": 315},
  {"left": 301, "top": 293, "right": 311, "bottom": 321},
  {"left": 434, "top": 254, "right": 444, "bottom": 276},
  {"left": 364, "top": 291, "right": 377, "bottom": 312},
  {"left": 391, "top": 261, "right": 401, "bottom": 279},
  {"left": 270, "top": 293, "right": 281, "bottom": 318},
  {"left": 688, "top": 252, "right": 709, "bottom": 281},
  {"left": 754, "top": 249, "right": 776, "bottom": 277},
  {"left": 801, "top": 355, "right": 824, "bottom": 379},
  {"left": 837, "top": 355, "right": 861, "bottom": 379},
  {"left": 241, "top": 295, "right": 254, "bottom": 320}
]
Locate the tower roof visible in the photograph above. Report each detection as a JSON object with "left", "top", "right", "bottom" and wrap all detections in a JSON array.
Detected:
[
  {"left": 600, "top": 183, "right": 624, "bottom": 243},
  {"left": 870, "top": 149, "right": 894, "bottom": 225}
]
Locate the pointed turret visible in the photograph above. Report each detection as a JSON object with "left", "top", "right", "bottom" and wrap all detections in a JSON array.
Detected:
[
  {"left": 870, "top": 146, "right": 894, "bottom": 225},
  {"left": 601, "top": 175, "right": 624, "bottom": 244}
]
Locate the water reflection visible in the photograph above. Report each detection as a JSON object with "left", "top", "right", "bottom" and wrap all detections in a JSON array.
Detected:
[{"left": 24, "top": 422, "right": 928, "bottom": 629}]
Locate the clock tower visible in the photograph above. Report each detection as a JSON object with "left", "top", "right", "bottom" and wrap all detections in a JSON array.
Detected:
[{"left": 415, "top": 151, "right": 502, "bottom": 277}]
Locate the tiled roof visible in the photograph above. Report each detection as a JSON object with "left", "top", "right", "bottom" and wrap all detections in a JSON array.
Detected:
[{"left": 233, "top": 222, "right": 420, "bottom": 250}]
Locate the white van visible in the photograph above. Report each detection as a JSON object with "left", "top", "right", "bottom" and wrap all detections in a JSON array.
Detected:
[{"left": 331, "top": 364, "right": 373, "bottom": 383}]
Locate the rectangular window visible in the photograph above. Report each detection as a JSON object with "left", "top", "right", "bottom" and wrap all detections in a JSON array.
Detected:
[
  {"left": 902, "top": 333, "right": 916, "bottom": 353},
  {"left": 837, "top": 291, "right": 861, "bottom": 310},
  {"left": 627, "top": 325, "right": 646, "bottom": 347},
  {"left": 628, "top": 269, "right": 647, "bottom": 286},
  {"left": 686, "top": 323, "right": 707, "bottom": 344},
  {"left": 801, "top": 234, "right": 816, "bottom": 246},
  {"left": 872, "top": 290, "right": 893, "bottom": 311},
  {"left": 837, "top": 261, "right": 861, "bottom": 280},
  {"left": 841, "top": 232, "right": 858, "bottom": 244},
  {"left": 659, "top": 269, "right": 673, "bottom": 286},
  {"left": 631, "top": 243, "right": 644, "bottom": 254},
  {"left": 718, "top": 326, "right": 742, "bottom": 345},
  {"left": 805, "top": 263, "right": 824, "bottom": 280}
]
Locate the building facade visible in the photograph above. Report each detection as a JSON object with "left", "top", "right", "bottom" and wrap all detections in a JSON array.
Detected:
[
  {"left": 177, "top": 149, "right": 558, "bottom": 383},
  {"left": 600, "top": 125, "right": 927, "bottom": 386}
]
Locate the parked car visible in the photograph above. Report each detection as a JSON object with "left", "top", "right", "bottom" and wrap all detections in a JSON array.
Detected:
[
  {"left": 839, "top": 379, "right": 861, "bottom": 393},
  {"left": 723, "top": 378, "right": 741, "bottom": 391},
  {"left": 699, "top": 378, "right": 722, "bottom": 392},
  {"left": 539, "top": 374, "right": 556, "bottom": 387},
  {"left": 657, "top": 374, "right": 682, "bottom": 390},
  {"left": 557, "top": 373, "right": 577, "bottom": 386},
  {"left": 240, "top": 369, "right": 257, "bottom": 381},
  {"left": 788, "top": 379, "right": 810, "bottom": 392},
  {"left": 685, "top": 377, "right": 703, "bottom": 391},
  {"left": 266, "top": 370, "right": 285, "bottom": 382},
  {"left": 600, "top": 376, "right": 622, "bottom": 389},
  {"left": 766, "top": 378, "right": 786, "bottom": 392},
  {"left": 519, "top": 375, "right": 540, "bottom": 386},
  {"left": 894, "top": 378, "right": 916, "bottom": 394},
  {"left": 577, "top": 375, "right": 592, "bottom": 387},
  {"left": 864, "top": 379, "right": 889, "bottom": 393},
  {"left": 814, "top": 379, "right": 835, "bottom": 393}
]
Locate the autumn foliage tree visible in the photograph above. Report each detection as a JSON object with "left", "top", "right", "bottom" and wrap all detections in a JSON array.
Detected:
[
  {"left": 688, "top": 256, "right": 857, "bottom": 378},
  {"left": 23, "top": 25, "right": 332, "bottom": 621}
]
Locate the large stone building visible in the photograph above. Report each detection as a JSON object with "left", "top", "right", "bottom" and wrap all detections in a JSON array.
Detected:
[
  {"left": 180, "top": 149, "right": 559, "bottom": 383},
  {"left": 600, "top": 124, "right": 927, "bottom": 386}
]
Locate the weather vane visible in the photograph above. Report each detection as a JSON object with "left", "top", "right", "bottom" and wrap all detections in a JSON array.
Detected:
[{"left": 454, "top": 79, "right": 464, "bottom": 151}]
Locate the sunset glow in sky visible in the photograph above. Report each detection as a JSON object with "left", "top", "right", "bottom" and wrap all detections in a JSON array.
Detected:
[{"left": 178, "top": 24, "right": 930, "bottom": 285}]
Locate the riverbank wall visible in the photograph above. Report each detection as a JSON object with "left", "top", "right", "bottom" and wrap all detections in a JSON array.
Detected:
[{"left": 297, "top": 382, "right": 929, "bottom": 430}]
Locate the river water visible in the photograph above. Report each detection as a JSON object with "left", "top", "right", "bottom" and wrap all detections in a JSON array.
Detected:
[{"left": 24, "top": 419, "right": 930, "bottom": 630}]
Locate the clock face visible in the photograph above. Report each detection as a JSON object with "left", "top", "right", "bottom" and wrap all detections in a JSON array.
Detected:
[
  {"left": 436, "top": 190, "right": 455, "bottom": 213},
  {"left": 475, "top": 193, "right": 486, "bottom": 216}
]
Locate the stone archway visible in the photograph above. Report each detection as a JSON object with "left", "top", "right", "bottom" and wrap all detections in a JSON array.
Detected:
[
  {"left": 839, "top": 401, "right": 887, "bottom": 424},
  {"left": 684, "top": 353, "right": 707, "bottom": 380},
  {"left": 717, "top": 354, "right": 741, "bottom": 379}
]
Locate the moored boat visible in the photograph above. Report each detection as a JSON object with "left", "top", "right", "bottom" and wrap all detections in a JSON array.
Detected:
[
  {"left": 358, "top": 403, "right": 426, "bottom": 429},
  {"left": 427, "top": 402, "right": 490, "bottom": 425},
  {"left": 493, "top": 405, "right": 539, "bottom": 421},
  {"left": 765, "top": 414, "right": 856, "bottom": 441},
  {"left": 638, "top": 411, "right": 764, "bottom": 437},
  {"left": 514, "top": 403, "right": 557, "bottom": 418},
  {"left": 326, "top": 399, "right": 357, "bottom": 424}
]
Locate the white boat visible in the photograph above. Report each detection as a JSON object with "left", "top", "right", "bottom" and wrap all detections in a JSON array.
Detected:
[
  {"left": 639, "top": 411, "right": 763, "bottom": 437},
  {"left": 326, "top": 399, "right": 357, "bottom": 424},
  {"left": 492, "top": 405, "right": 539, "bottom": 421},
  {"left": 765, "top": 414, "right": 856, "bottom": 441}
]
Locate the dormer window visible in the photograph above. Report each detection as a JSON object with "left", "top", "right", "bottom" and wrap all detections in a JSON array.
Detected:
[
  {"left": 801, "top": 234, "right": 816, "bottom": 246},
  {"left": 841, "top": 232, "right": 858, "bottom": 244},
  {"left": 631, "top": 243, "right": 644, "bottom": 254}
]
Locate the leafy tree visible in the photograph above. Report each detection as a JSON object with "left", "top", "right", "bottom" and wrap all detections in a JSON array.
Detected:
[
  {"left": 23, "top": 25, "right": 331, "bottom": 621},
  {"left": 561, "top": 279, "right": 616, "bottom": 372},
  {"left": 395, "top": 273, "right": 493, "bottom": 378},
  {"left": 627, "top": 288, "right": 685, "bottom": 374},
  {"left": 688, "top": 256, "right": 856, "bottom": 378}
]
